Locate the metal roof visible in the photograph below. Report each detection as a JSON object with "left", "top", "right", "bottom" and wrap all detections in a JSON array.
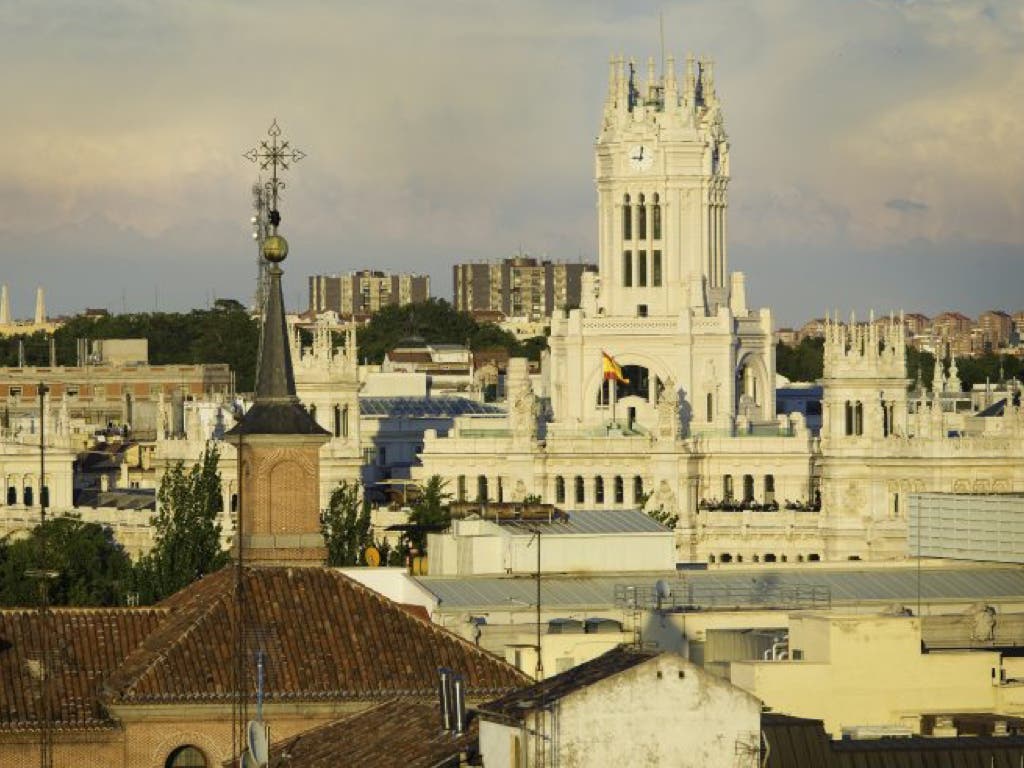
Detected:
[
  {"left": 497, "top": 509, "right": 669, "bottom": 536},
  {"left": 417, "top": 565, "right": 1024, "bottom": 611},
  {"left": 359, "top": 396, "right": 505, "bottom": 418}
]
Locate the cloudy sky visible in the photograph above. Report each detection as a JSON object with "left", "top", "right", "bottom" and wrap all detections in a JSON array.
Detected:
[{"left": 1, "top": 0, "right": 1021, "bottom": 326}]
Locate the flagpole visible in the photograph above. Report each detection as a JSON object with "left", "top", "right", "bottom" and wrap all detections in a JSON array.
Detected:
[{"left": 611, "top": 375, "right": 617, "bottom": 427}]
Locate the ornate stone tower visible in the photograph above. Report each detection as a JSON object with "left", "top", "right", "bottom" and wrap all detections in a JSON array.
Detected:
[
  {"left": 595, "top": 54, "right": 730, "bottom": 318},
  {"left": 547, "top": 52, "right": 774, "bottom": 433},
  {"left": 226, "top": 121, "right": 329, "bottom": 567},
  {"left": 820, "top": 313, "right": 909, "bottom": 444}
]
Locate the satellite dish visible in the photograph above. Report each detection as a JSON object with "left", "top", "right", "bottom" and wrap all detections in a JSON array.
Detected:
[
  {"left": 364, "top": 546, "right": 381, "bottom": 567},
  {"left": 655, "top": 579, "right": 672, "bottom": 600},
  {"left": 247, "top": 719, "right": 270, "bottom": 767}
]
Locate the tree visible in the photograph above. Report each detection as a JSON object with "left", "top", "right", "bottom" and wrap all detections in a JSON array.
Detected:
[
  {"left": 0, "top": 517, "right": 133, "bottom": 607},
  {"left": 640, "top": 490, "right": 679, "bottom": 530},
  {"left": 775, "top": 337, "right": 824, "bottom": 382},
  {"left": 406, "top": 475, "right": 451, "bottom": 553},
  {"left": 133, "top": 444, "right": 228, "bottom": 604},
  {"left": 321, "top": 480, "right": 374, "bottom": 566}
]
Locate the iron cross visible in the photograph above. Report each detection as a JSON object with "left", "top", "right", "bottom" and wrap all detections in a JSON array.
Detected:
[{"left": 244, "top": 119, "right": 306, "bottom": 218}]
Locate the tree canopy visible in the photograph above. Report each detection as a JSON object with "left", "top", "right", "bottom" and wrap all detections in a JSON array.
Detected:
[
  {"left": 356, "top": 299, "right": 546, "bottom": 364},
  {"left": 0, "top": 517, "right": 133, "bottom": 607},
  {"left": 133, "top": 444, "right": 228, "bottom": 604},
  {"left": 406, "top": 475, "right": 451, "bottom": 554},
  {"left": 321, "top": 480, "right": 374, "bottom": 567},
  {"left": 0, "top": 307, "right": 260, "bottom": 391}
]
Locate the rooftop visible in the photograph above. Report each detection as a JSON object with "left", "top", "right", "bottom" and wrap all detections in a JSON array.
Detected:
[{"left": 360, "top": 396, "right": 505, "bottom": 418}]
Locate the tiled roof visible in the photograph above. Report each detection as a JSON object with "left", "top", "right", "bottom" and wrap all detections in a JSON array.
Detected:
[
  {"left": 478, "top": 646, "right": 658, "bottom": 722},
  {"left": 103, "top": 566, "right": 527, "bottom": 705},
  {"left": 261, "top": 698, "right": 477, "bottom": 768},
  {"left": 762, "top": 713, "right": 1024, "bottom": 766},
  {"left": 0, "top": 608, "right": 166, "bottom": 731}
]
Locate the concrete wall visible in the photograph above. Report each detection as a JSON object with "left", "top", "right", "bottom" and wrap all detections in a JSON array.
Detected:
[{"left": 480, "top": 654, "right": 762, "bottom": 768}]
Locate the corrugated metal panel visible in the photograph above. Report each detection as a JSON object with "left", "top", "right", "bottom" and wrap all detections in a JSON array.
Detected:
[
  {"left": 418, "top": 566, "right": 1024, "bottom": 610},
  {"left": 501, "top": 509, "right": 669, "bottom": 536}
]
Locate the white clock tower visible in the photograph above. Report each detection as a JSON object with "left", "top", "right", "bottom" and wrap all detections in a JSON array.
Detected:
[{"left": 547, "top": 52, "right": 775, "bottom": 435}]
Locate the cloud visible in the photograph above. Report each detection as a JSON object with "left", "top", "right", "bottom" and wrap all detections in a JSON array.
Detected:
[
  {"left": 0, "top": 0, "right": 1020, "bottom": 321},
  {"left": 885, "top": 198, "right": 929, "bottom": 213}
]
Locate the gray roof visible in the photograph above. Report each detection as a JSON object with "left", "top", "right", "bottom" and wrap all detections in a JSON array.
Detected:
[
  {"left": 497, "top": 509, "right": 669, "bottom": 536},
  {"left": 417, "top": 565, "right": 1024, "bottom": 611}
]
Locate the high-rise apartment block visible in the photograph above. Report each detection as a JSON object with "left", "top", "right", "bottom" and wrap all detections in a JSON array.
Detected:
[
  {"left": 308, "top": 270, "right": 429, "bottom": 318},
  {"left": 452, "top": 257, "right": 596, "bottom": 321}
]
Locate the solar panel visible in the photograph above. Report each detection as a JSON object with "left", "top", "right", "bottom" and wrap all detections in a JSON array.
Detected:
[{"left": 359, "top": 396, "right": 506, "bottom": 418}]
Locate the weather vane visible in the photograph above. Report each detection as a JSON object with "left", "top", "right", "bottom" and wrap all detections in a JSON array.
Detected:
[{"left": 244, "top": 119, "right": 305, "bottom": 232}]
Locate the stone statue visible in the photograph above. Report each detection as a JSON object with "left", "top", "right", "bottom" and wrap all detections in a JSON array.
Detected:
[{"left": 657, "top": 378, "right": 679, "bottom": 439}]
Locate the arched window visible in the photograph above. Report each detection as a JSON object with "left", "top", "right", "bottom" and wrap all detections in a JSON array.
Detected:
[
  {"left": 706, "top": 393, "right": 714, "bottom": 423},
  {"left": 742, "top": 474, "right": 754, "bottom": 503},
  {"left": 457, "top": 475, "right": 467, "bottom": 502},
  {"left": 617, "top": 365, "right": 651, "bottom": 401},
  {"left": 723, "top": 475, "right": 734, "bottom": 502},
  {"left": 497, "top": 477, "right": 504, "bottom": 503},
  {"left": 23, "top": 487, "right": 33, "bottom": 507},
  {"left": 341, "top": 406, "right": 350, "bottom": 437},
  {"left": 622, "top": 194, "right": 632, "bottom": 240},
  {"left": 764, "top": 553, "right": 777, "bottom": 563},
  {"left": 40, "top": 487, "right": 49, "bottom": 508},
  {"left": 623, "top": 250, "right": 633, "bottom": 287},
  {"left": 555, "top": 476, "right": 565, "bottom": 504},
  {"left": 633, "top": 475, "right": 644, "bottom": 504},
  {"left": 230, "top": 493, "right": 239, "bottom": 513},
  {"left": 854, "top": 402, "right": 864, "bottom": 436},
  {"left": 764, "top": 475, "right": 775, "bottom": 504},
  {"left": 844, "top": 400, "right": 854, "bottom": 436},
  {"left": 333, "top": 404, "right": 342, "bottom": 437},
  {"left": 614, "top": 476, "right": 624, "bottom": 504},
  {"left": 652, "top": 249, "right": 662, "bottom": 287},
  {"left": 637, "top": 249, "right": 647, "bottom": 287},
  {"left": 476, "top": 475, "right": 488, "bottom": 502},
  {"left": 166, "top": 746, "right": 207, "bottom": 768},
  {"left": 7, "top": 487, "right": 16, "bottom": 505},
  {"left": 708, "top": 554, "right": 716, "bottom": 564},
  {"left": 595, "top": 476, "right": 605, "bottom": 505},
  {"left": 652, "top": 193, "right": 662, "bottom": 240},
  {"left": 637, "top": 194, "right": 647, "bottom": 240},
  {"left": 720, "top": 553, "right": 733, "bottom": 564},
  {"left": 574, "top": 476, "right": 585, "bottom": 505}
]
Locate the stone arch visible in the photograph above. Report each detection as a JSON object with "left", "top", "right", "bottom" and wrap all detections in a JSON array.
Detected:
[
  {"left": 735, "top": 351, "right": 771, "bottom": 420},
  {"left": 585, "top": 352, "right": 676, "bottom": 424},
  {"left": 152, "top": 730, "right": 224, "bottom": 768}
]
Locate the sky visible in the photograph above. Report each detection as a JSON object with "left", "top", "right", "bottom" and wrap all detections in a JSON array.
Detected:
[{"left": 1, "top": 0, "right": 1021, "bottom": 327}]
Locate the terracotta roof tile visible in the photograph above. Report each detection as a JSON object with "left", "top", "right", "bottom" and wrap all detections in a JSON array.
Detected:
[
  {"left": 255, "top": 698, "right": 477, "bottom": 768},
  {"left": 104, "top": 566, "right": 527, "bottom": 705},
  {"left": 0, "top": 608, "right": 166, "bottom": 731}
]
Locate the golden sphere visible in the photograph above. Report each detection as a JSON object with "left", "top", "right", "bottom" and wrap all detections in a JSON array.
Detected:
[{"left": 262, "top": 234, "right": 289, "bottom": 263}]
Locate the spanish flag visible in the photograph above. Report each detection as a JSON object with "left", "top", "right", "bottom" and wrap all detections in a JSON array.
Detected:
[{"left": 602, "top": 351, "right": 629, "bottom": 384}]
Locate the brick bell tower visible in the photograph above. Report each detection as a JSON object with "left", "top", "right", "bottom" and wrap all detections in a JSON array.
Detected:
[{"left": 225, "top": 122, "right": 330, "bottom": 567}]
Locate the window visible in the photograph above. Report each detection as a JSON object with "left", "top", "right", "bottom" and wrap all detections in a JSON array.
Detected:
[
  {"left": 166, "top": 746, "right": 207, "bottom": 768},
  {"left": 720, "top": 553, "right": 733, "bottom": 563},
  {"left": 844, "top": 400, "right": 853, "bottom": 436},
  {"left": 723, "top": 474, "right": 734, "bottom": 502},
  {"left": 457, "top": 475, "right": 467, "bottom": 502},
  {"left": 637, "top": 250, "right": 647, "bottom": 287},
  {"left": 342, "top": 406, "right": 350, "bottom": 437},
  {"left": 706, "top": 393, "right": 714, "bottom": 422},
  {"left": 497, "top": 477, "right": 504, "bottom": 503},
  {"left": 743, "top": 474, "right": 754, "bottom": 503},
  {"left": 40, "top": 487, "right": 49, "bottom": 508},
  {"left": 764, "top": 475, "right": 775, "bottom": 504},
  {"left": 854, "top": 402, "right": 864, "bottom": 436},
  {"left": 623, "top": 251, "right": 633, "bottom": 287},
  {"left": 637, "top": 194, "right": 647, "bottom": 240},
  {"left": 5, "top": 487, "right": 13, "bottom": 505},
  {"left": 652, "top": 194, "right": 662, "bottom": 239},
  {"left": 555, "top": 476, "right": 565, "bottom": 504},
  {"left": 637, "top": 304, "right": 648, "bottom": 318},
  {"left": 633, "top": 475, "right": 644, "bottom": 504},
  {"left": 617, "top": 365, "right": 650, "bottom": 401},
  {"left": 66, "top": 385, "right": 79, "bottom": 398},
  {"left": 8, "top": 386, "right": 22, "bottom": 400},
  {"left": 595, "top": 476, "right": 605, "bottom": 505},
  {"left": 574, "top": 476, "right": 584, "bottom": 505},
  {"left": 652, "top": 250, "right": 662, "bottom": 287},
  {"left": 808, "top": 553, "right": 821, "bottom": 562},
  {"left": 333, "top": 405, "right": 342, "bottom": 437},
  {"left": 230, "top": 493, "right": 238, "bottom": 513},
  {"left": 622, "top": 194, "right": 632, "bottom": 240},
  {"left": 477, "top": 475, "right": 488, "bottom": 502},
  {"left": 764, "top": 553, "right": 777, "bottom": 563},
  {"left": 614, "top": 476, "right": 624, "bottom": 504},
  {"left": 23, "top": 487, "right": 33, "bottom": 506}
]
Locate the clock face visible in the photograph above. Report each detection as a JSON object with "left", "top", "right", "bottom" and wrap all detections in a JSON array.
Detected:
[{"left": 628, "top": 144, "right": 654, "bottom": 172}]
